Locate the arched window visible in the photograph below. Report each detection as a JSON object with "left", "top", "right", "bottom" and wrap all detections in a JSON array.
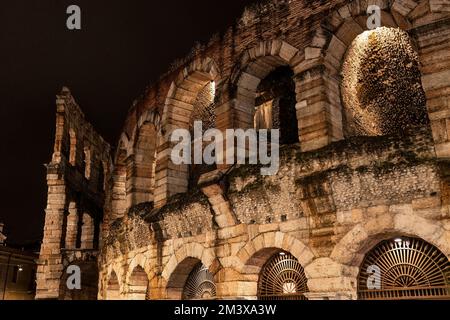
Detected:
[
  {"left": 166, "top": 257, "right": 216, "bottom": 300},
  {"left": 189, "top": 81, "right": 217, "bottom": 188},
  {"left": 254, "top": 66, "right": 299, "bottom": 145},
  {"left": 129, "top": 123, "right": 158, "bottom": 206},
  {"left": 358, "top": 237, "right": 450, "bottom": 300},
  {"left": 111, "top": 145, "right": 127, "bottom": 220},
  {"left": 341, "top": 27, "right": 429, "bottom": 137},
  {"left": 258, "top": 251, "right": 308, "bottom": 300}
]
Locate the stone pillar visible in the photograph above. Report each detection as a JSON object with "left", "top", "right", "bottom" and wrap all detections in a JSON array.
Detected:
[
  {"left": 201, "top": 180, "right": 237, "bottom": 228},
  {"left": 304, "top": 258, "right": 357, "bottom": 300},
  {"left": 295, "top": 65, "right": 344, "bottom": 152},
  {"left": 64, "top": 203, "right": 78, "bottom": 249},
  {"left": 35, "top": 164, "right": 66, "bottom": 300},
  {"left": 81, "top": 213, "right": 94, "bottom": 250},
  {"left": 415, "top": 18, "right": 450, "bottom": 158}
]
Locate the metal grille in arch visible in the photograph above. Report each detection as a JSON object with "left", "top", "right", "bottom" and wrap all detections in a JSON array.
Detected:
[
  {"left": 182, "top": 263, "right": 216, "bottom": 300},
  {"left": 358, "top": 237, "right": 450, "bottom": 300},
  {"left": 258, "top": 252, "right": 309, "bottom": 300}
]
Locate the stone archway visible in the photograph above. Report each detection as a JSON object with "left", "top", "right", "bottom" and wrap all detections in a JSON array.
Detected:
[
  {"left": 127, "top": 266, "right": 149, "bottom": 300},
  {"left": 357, "top": 236, "right": 450, "bottom": 300},
  {"left": 228, "top": 232, "right": 315, "bottom": 299},
  {"left": 257, "top": 250, "right": 309, "bottom": 300},
  {"left": 165, "top": 257, "right": 217, "bottom": 300},
  {"left": 155, "top": 57, "right": 221, "bottom": 207},
  {"left": 105, "top": 270, "right": 121, "bottom": 300}
]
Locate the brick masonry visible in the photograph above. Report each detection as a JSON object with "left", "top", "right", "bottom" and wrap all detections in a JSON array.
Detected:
[{"left": 37, "top": 0, "right": 450, "bottom": 300}]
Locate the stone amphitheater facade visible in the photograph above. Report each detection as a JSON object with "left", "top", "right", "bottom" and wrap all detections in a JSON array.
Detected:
[{"left": 36, "top": 0, "right": 450, "bottom": 300}]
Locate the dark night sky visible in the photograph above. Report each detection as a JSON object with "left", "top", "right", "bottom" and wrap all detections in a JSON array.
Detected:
[{"left": 0, "top": 0, "right": 258, "bottom": 245}]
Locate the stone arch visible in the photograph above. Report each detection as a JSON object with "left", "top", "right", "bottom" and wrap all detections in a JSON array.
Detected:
[
  {"left": 125, "top": 253, "right": 156, "bottom": 284},
  {"left": 162, "top": 243, "right": 219, "bottom": 299},
  {"left": 318, "top": 2, "right": 431, "bottom": 137},
  {"left": 236, "top": 232, "right": 315, "bottom": 274},
  {"left": 126, "top": 110, "right": 161, "bottom": 207},
  {"left": 155, "top": 57, "right": 221, "bottom": 207},
  {"left": 126, "top": 265, "right": 150, "bottom": 300},
  {"left": 104, "top": 264, "right": 125, "bottom": 300},
  {"left": 105, "top": 270, "right": 121, "bottom": 300},
  {"left": 111, "top": 136, "right": 129, "bottom": 220},
  {"left": 317, "top": 0, "right": 450, "bottom": 145},
  {"left": 331, "top": 213, "right": 450, "bottom": 268},
  {"left": 357, "top": 236, "right": 450, "bottom": 300},
  {"left": 230, "top": 40, "right": 302, "bottom": 134}
]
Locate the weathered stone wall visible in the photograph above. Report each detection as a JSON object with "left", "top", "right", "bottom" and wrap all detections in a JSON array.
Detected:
[
  {"left": 97, "top": 0, "right": 450, "bottom": 301},
  {"left": 99, "top": 126, "right": 450, "bottom": 300},
  {"left": 36, "top": 88, "right": 111, "bottom": 300},
  {"left": 109, "top": 0, "right": 450, "bottom": 213},
  {"left": 34, "top": 0, "right": 450, "bottom": 300}
]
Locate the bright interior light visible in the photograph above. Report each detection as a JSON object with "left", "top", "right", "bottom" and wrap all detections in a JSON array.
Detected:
[
  {"left": 279, "top": 252, "right": 286, "bottom": 256},
  {"left": 394, "top": 238, "right": 403, "bottom": 243},
  {"left": 18, "top": 265, "right": 23, "bottom": 272}
]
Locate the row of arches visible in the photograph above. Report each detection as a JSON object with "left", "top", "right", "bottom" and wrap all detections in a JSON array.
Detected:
[
  {"left": 61, "top": 201, "right": 100, "bottom": 250},
  {"left": 104, "top": 236, "right": 450, "bottom": 300},
  {"left": 111, "top": 20, "right": 432, "bottom": 217}
]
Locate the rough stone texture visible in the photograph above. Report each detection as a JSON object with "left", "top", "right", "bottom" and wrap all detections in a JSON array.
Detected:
[
  {"left": 37, "top": 0, "right": 450, "bottom": 300},
  {"left": 341, "top": 27, "right": 429, "bottom": 136},
  {"left": 36, "top": 88, "right": 111, "bottom": 300}
]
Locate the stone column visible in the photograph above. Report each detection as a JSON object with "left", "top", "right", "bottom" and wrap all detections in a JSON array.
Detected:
[
  {"left": 81, "top": 213, "right": 94, "bottom": 250},
  {"left": 415, "top": 18, "right": 450, "bottom": 158},
  {"left": 64, "top": 202, "right": 78, "bottom": 249},
  {"left": 304, "top": 258, "right": 357, "bottom": 300},
  {"left": 35, "top": 164, "right": 66, "bottom": 300},
  {"left": 295, "top": 65, "right": 344, "bottom": 152}
]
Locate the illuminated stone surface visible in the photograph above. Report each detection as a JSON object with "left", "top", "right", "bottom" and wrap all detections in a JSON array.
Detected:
[{"left": 36, "top": 0, "right": 450, "bottom": 300}]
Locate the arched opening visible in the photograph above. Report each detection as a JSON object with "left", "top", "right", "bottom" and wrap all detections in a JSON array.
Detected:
[
  {"left": 254, "top": 66, "right": 299, "bottom": 145},
  {"left": 189, "top": 80, "right": 217, "bottom": 188},
  {"left": 341, "top": 27, "right": 429, "bottom": 137},
  {"left": 257, "top": 250, "right": 308, "bottom": 300},
  {"left": 156, "top": 59, "right": 219, "bottom": 204},
  {"left": 128, "top": 266, "right": 149, "bottom": 300},
  {"left": 166, "top": 257, "right": 216, "bottom": 300},
  {"left": 106, "top": 271, "right": 121, "bottom": 300},
  {"left": 358, "top": 236, "right": 450, "bottom": 300},
  {"left": 129, "top": 123, "right": 158, "bottom": 206},
  {"left": 182, "top": 262, "right": 216, "bottom": 300},
  {"left": 111, "top": 144, "right": 127, "bottom": 220}
]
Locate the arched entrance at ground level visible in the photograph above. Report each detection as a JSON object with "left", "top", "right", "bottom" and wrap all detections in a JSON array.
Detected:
[
  {"left": 257, "top": 250, "right": 308, "bottom": 300},
  {"left": 127, "top": 266, "right": 150, "bottom": 300},
  {"left": 358, "top": 237, "right": 450, "bottom": 300},
  {"left": 166, "top": 257, "right": 216, "bottom": 300},
  {"left": 183, "top": 263, "right": 216, "bottom": 300},
  {"left": 105, "top": 271, "right": 121, "bottom": 300}
]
